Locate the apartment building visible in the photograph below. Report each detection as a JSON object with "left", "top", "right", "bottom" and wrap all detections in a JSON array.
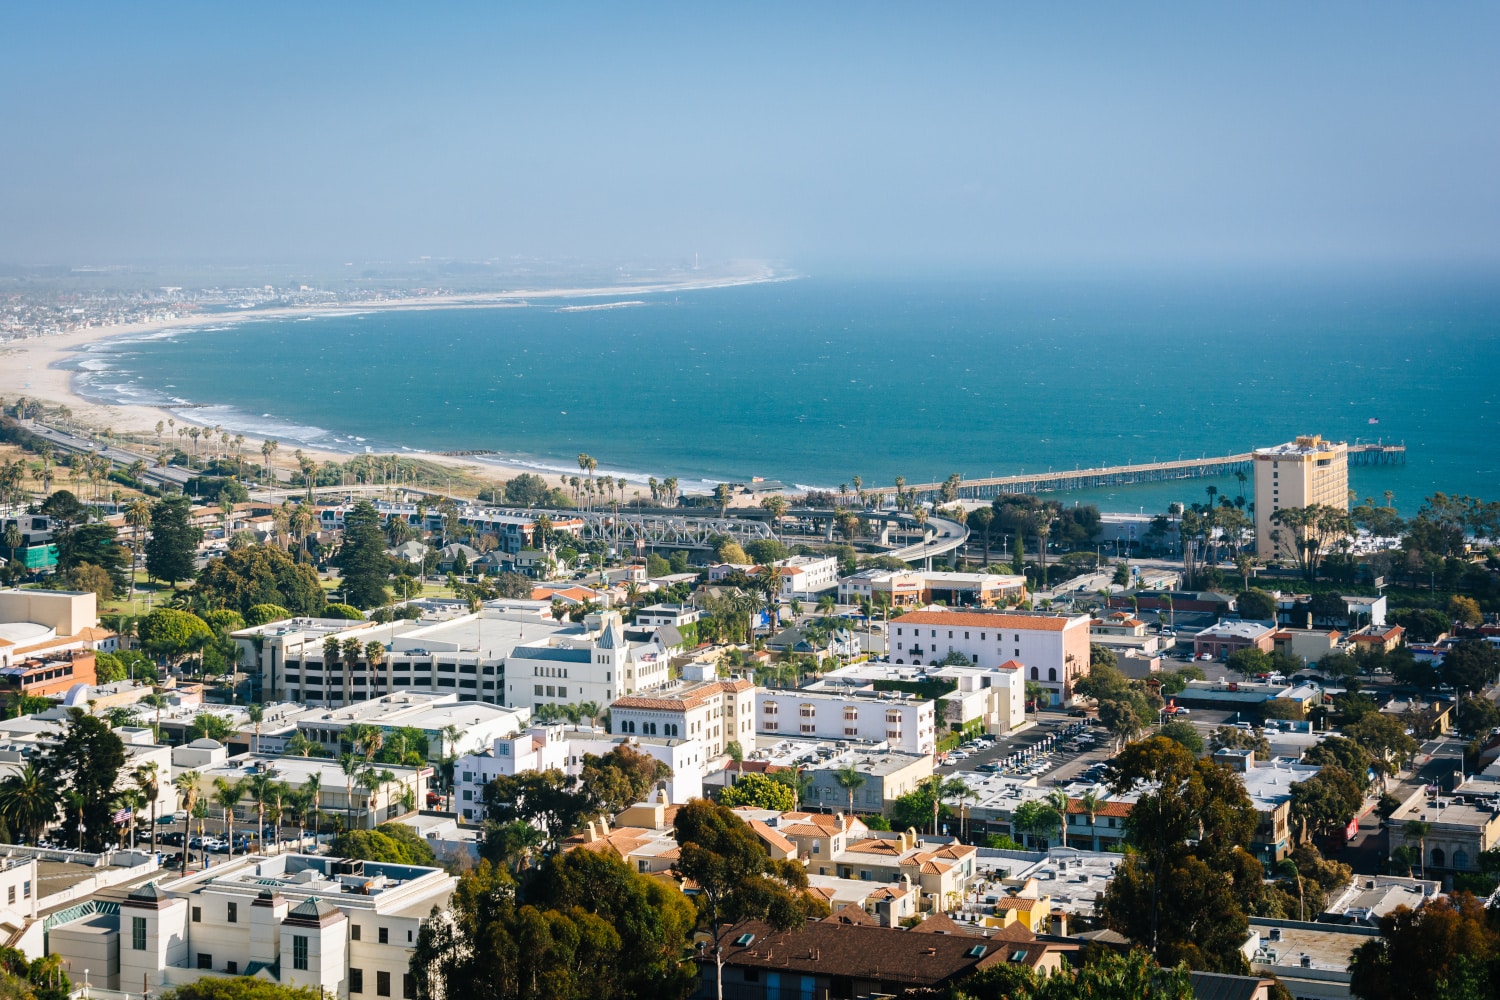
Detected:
[
  {"left": 774, "top": 556, "right": 840, "bottom": 597},
  {"left": 831, "top": 831, "right": 978, "bottom": 913},
  {"left": 609, "top": 665, "right": 756, "bottom": 760},
  {"left": 453, "top": 727, "right": 706, "bottom": 820},
  {"left": 757, "top": 689, "right": 935, "bottom": 755},
  {"left": 1253, "top": 435, "right": 1349, "bottom": 560},
  {"left": 505, "top": 611, "right": 672, "bottom": 713},
  {"left": 888, "top": 610, "right": 1091, "bottom": 707},
  {"left": 48, "top": 853, "right": 454, "bottom": 996}
]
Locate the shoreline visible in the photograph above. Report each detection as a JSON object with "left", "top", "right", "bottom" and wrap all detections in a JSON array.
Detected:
[{"left": 0, "top": 268, "right": 791, "bottom": 494}]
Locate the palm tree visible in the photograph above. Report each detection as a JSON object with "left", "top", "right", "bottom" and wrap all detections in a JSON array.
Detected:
[
  {"left": 244, "top": 772, "right": 277, "bottom": 851},
  {"left": 302, "top": 774, "right": 323, "bottom": 845},
  {"left": 365, "top": 641, "right": 387, "bottom": 694},
  {"left": 925, "top": 775, "right": 968, "bottom": 836},
  {"left": 133, "top": 763, "right": 161, "bottom": 855},
  {"left": 834, "top": 765, "right": 866, "bottom": 816},
  {"left": 247, "top": 703, "right": 264, "bottom": 754},
  {"left": 1078, "top": 789, "right": 1101, "bottom": 850},
  {"left": 0, "top": 763, "right": 56, "bottom": 844},
  {"left": 212, "top": 778, "right": 244, "bottom": 851},
  {"left": 339, "top": 752, "right": 363, "bottom": 831},
  {"left": 1404, "top": 819, "right": 1433, "bottom": 878},
  {"left": 173, "top": 772, "right": 199, "bottom": 870},
  {"left": 1046, "top": 788, "right": 1070, "bottom": 848}
]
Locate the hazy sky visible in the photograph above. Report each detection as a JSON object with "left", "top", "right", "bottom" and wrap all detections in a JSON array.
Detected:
[{"left": 3, "top": 3, "right": 1497, "bottom": 269}]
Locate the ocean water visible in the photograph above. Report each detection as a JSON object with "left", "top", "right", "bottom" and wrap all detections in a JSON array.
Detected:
[{"left": 73, "top": 273, "right": 1500, "bottom": 514}]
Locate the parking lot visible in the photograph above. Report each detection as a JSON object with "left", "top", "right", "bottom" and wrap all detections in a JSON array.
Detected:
[{"left": 938, "top": 714, "right": 1113, "bottom": 785}]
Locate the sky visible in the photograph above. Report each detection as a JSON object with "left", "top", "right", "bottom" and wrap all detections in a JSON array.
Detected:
[{"left": 1, "top": 3, "right": 1497, "bottom": 270}]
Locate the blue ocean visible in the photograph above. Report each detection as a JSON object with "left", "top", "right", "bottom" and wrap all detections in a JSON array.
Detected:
[{"left": 74, "top": 273, "right": 1500, "bottom": 514}]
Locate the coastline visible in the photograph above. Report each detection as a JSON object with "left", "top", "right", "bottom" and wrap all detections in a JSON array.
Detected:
[{"left": 0, "top": 267, "right": 789, "bottom": 494}]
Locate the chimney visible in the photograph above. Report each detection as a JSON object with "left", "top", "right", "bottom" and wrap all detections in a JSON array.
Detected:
[
  {"left": 585, "top": 821, "right": 598, "bottom": 843},
  {"left": 599, "top": 814, "right": 610, "bottom": 834}
]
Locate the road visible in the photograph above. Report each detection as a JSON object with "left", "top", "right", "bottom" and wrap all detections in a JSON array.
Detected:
[{"left": 25, "top": 421, "right": 193, "bottom": 489}]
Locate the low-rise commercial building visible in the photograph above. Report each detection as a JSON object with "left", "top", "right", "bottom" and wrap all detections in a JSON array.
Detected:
[
  {"left": 1195, "top": 620, "right": 1277, "bottom": 660},
  {"left": 887, "top": 610, "right": 1091, "bottom": 706},
  {"left": 757, "top": 689, "right": 936, "bottom": 755},
  {"left": 837, "top": 570, "right": 1027, "bottom": 608}
]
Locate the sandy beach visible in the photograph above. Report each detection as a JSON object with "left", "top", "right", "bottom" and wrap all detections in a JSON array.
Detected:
[{"left": 0, "top": 267, "right": 785, "bottom": 492}]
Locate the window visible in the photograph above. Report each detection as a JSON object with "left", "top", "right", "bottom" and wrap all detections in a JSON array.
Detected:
[
  {"left": 227, "top": 901, "right": 237, "bottom": 923},
  {"left": 192, "top": 906, "right": 202, "bottom": 923},
  {"left": 21, "top": 881, "right": 29, "bottom": 899},
  {"left": 403, "top": 974, "right": 415, "bottom": 999},
  {"left": 351, "top": 970, "right": 364, "bottom": 994},
  {"left": 132, "top": 916, "right": 147, "bottom": 951},
  {"left": 734, "top": 933, "right": 756, "bottom": 947},
  {"left": 197, "top": 954, "right": 213, "bottom": 970},
  {"left": 534, "top": 684, "right": 544, "bottom": 696},
  {"left": 352, "top": 924, "right": 362, "bottom": 941},
  {"left": 292, "top": 935, "right": 308, "bottom": 971},
  {"left": 378, "top": 926, "right": 389, "bottom": 944},
  {"left": 226, "top": 962, "right": 238, "bottom": 975},
  {"left": 377, "top": 972, "right": 392, "bottom": 997},
  {"left": 5, "top": 886, "right": 11, "bottom": 904}
]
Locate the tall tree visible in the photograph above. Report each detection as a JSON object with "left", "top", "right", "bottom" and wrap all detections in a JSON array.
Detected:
[
  {"left": 41, "top": 710, "right": 126, "bottom": 851},
  {"left": 0, "top": 762, "right": 56, "bottom": 844},
  {"left": 337, "top": 500, "right": 391, "bottom": 608},
  {"left": 1101, "top": 737, "right": 1261, "bottom": 973},
  {"left": 673, "top": 799, "right": 826, "bottom": 1000},
  {"left": 145, "top": 495, "right": 203, "bottom": 586}
]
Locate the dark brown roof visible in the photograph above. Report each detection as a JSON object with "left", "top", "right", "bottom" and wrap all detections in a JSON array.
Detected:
[
  {"left": 712, "top": 918, "right": 1005, "bottom": 986},
  {"left": 822, "top": 905, "right": 877, "bottom": 926}
]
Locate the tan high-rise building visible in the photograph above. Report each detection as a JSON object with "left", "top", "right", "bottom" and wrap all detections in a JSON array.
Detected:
[{"left": 1253, "top": 435, "right": 1349, "bottom": 559}]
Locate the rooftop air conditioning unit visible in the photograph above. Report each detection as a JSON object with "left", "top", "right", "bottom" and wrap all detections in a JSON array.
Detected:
[
  {"left": 1301, "top": 955, "right": 1313, "bottom": 968},
  {"left": 1268, "top": 928, "right": 1282, "bottom": 941}
]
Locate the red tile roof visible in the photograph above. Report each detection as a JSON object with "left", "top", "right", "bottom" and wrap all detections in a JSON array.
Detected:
[{"left": 896, "top": 611, "right": 1078, "bottom": 632}]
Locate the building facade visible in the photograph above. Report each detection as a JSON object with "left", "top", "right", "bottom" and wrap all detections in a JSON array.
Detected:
[
  {"left": 1253, "top": 435, "right": 1349, "bottom": 560},
  {"left": 757, "top": 690, "right": 935, "bottom": 755},
  {"left": 887, "top": 610, "right": 1091, "bottom": 706}
]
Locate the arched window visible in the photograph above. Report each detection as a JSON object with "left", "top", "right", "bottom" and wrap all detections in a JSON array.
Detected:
[
  {"left": 1031, "top": 667, "right": 1039, "bottom": 680},
  {"left": 1454, "top": 849, "right": 1470, "bottom": 870},
  {"left": 1432, "top": 848, "right": 1446, "bottom": 868},
  {"left": 1048, "top": 668, "right": 1057, "bottom": 682},
  {"left": 895, "top": 659, "right": 904, "bottom": 665}
]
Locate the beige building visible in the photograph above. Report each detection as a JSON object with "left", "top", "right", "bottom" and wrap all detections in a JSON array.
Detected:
[
  {"left": 609, "top": 667, "right": 757, "bottom": 760},
  {"left": 1253, "top": 435, "right": 1349, "bottom": 560}
]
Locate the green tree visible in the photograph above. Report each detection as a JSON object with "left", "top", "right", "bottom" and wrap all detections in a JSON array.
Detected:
[
  {"left": 1158, "top": 720, "right": 1204, "bottom": 755},
  {"left": 956, "top": 947, "right": 1194, "bottom": 1000},
  {"left": 40, "top": 710, "right": 126, "bottom": 851},
  {"left": 719, "top": 772, "right": 795, "bottom": 811},
  {"left": 1226, "top": 646, "right": 1272, "bottom": 679},
  {"left": 534, "top": 848, "right": 700, "bottom": 999},
  {"left": 834, "top": 765, "right": 866, "bottom": 815},
  {"left": 0, "top": 763, "right": 55, "bottom": 845},
  {"left": 1236, "top": 589, "right": 1277, "bottom": 621},
  {"left": 482, "top": 770, "right": 591, "bottom": 852},
  {"left": 192, "top": 545, "right": 327, "bottom": 616},
  {"left": 672, "top": 799, "right": 826, "bottom": 1000},
  {"left": 337, "top": 500, "right": 391, "bottom": 609},
  {"left": 158, "top": 978, "right": 321, "bottom": 1000},
  {"left": 67, "top": 562, "right": 115, "bottom": 602},
  {"left": 244, "top": 603, "right": 292, "bottom": 627},
  {"left": 330, "top": 823, "right": 437, "bottom": 865},
  {"left": 144, "top": 495, "right": 203, "bottom": 585},
  {"left": 1013, "top": 799, "right": 1062, "bottom": 847},
  {"left": 55, "top": 522, "right": 130, "bottom": 595},
  {"left": 1349, "top": 892, "right": 1500, "bottom": 1000},
  {"left": 1101, "top": 737, "right": 1261, "bottom": 973},
  {"left": 138, "top": 608, "right": 213, "bottom": 667}
]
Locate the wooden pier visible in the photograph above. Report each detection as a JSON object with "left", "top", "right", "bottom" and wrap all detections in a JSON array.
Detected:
[
  {"left": 1348, "top": 441, "right": 1406, "bottom": 466},
  {"left": 888, "top": 440, "right": 1407, "bottom": 500}
]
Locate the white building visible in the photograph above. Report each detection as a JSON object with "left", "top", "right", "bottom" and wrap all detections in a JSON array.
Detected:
[
  {"left": 634, "top": 604, "right": 702, "bottom": 629},
  {"left": 757, "top": 689, "right": 936, "bottom": 755},
  {"left": 814, "top": 661, "right": 1026, "bottom": 735},
  {"left": 506, "top": 611, "right": 671, "bottom": 713},
  {"left": 609, "top": 667, "right": 757, "bottom": 761},
  {"left": 887, "top": 610, "right": 1093, "bottom": 706},
  {"left": 48, "top": 853, "right": 454, "bottom": 996},
  {"left": 291, "top": 692, "right": 531, "bottom": 762},
  {"left": 452, "top": 726, "right": 705, "bottom": 822},
  {"left": 774, "top": 556, "right": 840, "bottom": 597}
]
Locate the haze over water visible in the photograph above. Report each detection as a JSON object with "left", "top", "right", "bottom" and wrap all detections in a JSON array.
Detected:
[{"left": 77, "top": 271, "right": 1500, "bottom": 514}]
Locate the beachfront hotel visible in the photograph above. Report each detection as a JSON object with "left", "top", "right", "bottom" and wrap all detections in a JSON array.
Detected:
[{"left": 1253, "top": 434, "right": 1350, "bottom": 561}]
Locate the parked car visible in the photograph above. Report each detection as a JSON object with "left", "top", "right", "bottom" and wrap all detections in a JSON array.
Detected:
[{"left": 975, "top": 762, "right": 1001, "bottom": 773}]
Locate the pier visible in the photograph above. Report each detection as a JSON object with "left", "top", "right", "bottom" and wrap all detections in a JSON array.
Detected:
[
  {"left": 1348, "top": 441, "right": 1406, "bottom": 466},
  {"left": 886, "top": 454, "right": 1257, "bottom": 501}
]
